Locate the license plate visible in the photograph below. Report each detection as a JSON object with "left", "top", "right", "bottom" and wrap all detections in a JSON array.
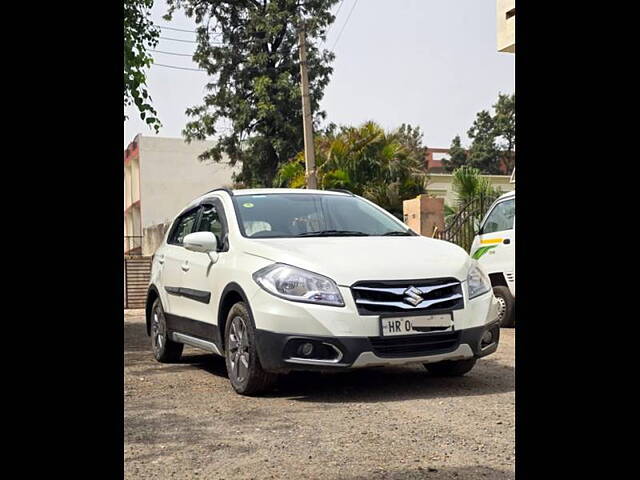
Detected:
[{"left": 380, "top": 314, "right": 453, "bottom": 336}]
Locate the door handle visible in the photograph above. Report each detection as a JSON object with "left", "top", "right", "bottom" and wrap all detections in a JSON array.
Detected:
[
  {"left": 181, "top": 261, "right": 190, "bottom": 272},
  {"left": 503, "top": 239, "right": 511, "bottom": 244},
  {"left": 157, "top": 254, "right": 165, "bottom": 265}
]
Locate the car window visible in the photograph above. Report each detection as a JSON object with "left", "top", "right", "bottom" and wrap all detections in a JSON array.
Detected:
[
  {"left": 168, "top": 209, "right": 199, "bottom": 245},
  {"left": 233, "top": 194, "right": 408, "bottom": 238},
  {"left": 196, "top": 204, "right": 225, "bottom": 244},
  {"left": 482, "top": 199, "right": 515, "bottom": 234}
]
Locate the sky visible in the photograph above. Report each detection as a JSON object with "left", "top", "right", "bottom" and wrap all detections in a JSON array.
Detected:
[{"left": 124, "top": 0, "right": 515, "bottom": 150}]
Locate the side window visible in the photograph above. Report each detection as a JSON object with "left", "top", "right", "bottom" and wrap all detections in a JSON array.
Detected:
[
  {"left": 195, "top": 201, "right": 229, "bottom": 250},
  {"left": 196, "top": 205, "right": 224, "bottom": 239},
  {"left": 482, "top": 199, "right": 515, "bottom": 234},
  {"left": 168, "top": 209, "right": 199, "bottom": 245}
]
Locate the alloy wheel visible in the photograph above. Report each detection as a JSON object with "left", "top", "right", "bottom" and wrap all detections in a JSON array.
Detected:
[
  {"left": 228, "top": 316, "right": 250, "bottom": 383},
  {"left": 151, "top": 306, "right": 166, "bottom": 355}
]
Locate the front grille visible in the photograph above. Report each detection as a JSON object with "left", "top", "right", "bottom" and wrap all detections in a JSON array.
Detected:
[
  {"left": 369, "top": 330, "right": 461, "bottom": 358},
  {"left": 351, "top": 277, "right": 464, "bottom": 316}
]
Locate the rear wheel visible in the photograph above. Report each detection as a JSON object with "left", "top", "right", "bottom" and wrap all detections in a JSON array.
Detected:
[
  {"left": 224, "top": 302, "right": 277, "bottom": 396},
  {"left": 150, "top": 298, "right": 183, "bottom": 363},
  {"left": 425, "top": 358, "right": 477, "bottom": 376},
  {"left": 493, "top": 286, "right": 515, "bottom": 328}
]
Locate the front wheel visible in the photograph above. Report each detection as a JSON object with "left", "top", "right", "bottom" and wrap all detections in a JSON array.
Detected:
[
  {"left": 224, "top": 302, "right": 277, "bottom": 396},
  {"left": 493, "top": 286, "right": 515, "bottom": 328},
  {"left": 424, "top": 358, "right": 477, "bottom": 376}
]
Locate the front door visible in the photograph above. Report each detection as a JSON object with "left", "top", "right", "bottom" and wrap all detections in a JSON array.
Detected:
[
  {"left": 470, "top": 197, "right": 515, "bottom": 278},
  {"left": 179, "top": 199, "right": 228, "bottom": 327}
]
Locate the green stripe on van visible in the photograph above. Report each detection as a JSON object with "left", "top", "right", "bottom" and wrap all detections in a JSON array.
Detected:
[{"left": 471, "top": 245, "right": 497, "bottom": 260}]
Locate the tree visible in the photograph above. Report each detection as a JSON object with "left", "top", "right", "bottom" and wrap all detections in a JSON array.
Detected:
[
  {"left": 493, "top": 93, "right": 515, "bottom": 173},
  {"left": 275, "top": 121, "right": 427, "bottom": 217},
  {"left": 164, "top": 0, "right": 339, "bottom": 187},
  {"left": 124, "top": 0, "right": 161, "bottom": 132},
  {"left": 467, "top": 110, "right": 501, "bottom": 174},
  {"left": 396, "top": 123, "right": 428, "bottom": 166},
  {"left": 450, "top": 165, "right": 500, "bottom": 207},
  {"left": 444, "top": 166, "right": 501, "bottom": 232},
  {"left": 442, "top": 135, "right": 468, "bottom": 171},
  {"left": 444, "top": 92, "right": 515, "bottom": 175}
]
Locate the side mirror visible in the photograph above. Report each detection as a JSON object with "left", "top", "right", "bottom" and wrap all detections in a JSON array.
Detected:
[{"left": 183, "top": 232, "right": 218, "bottom": 253}]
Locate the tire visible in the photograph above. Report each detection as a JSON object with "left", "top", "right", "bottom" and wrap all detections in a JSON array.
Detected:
[
  {"left": 425, "top": 358, "right": 477, "bottom": 377},
  {"left": 224, "top": 302, "right": 277, "bottom": 396},
  {"left": 150, "top": 298, "right": 183, "bottom": 363},
  {"left": 493, "top": 285, "right": 515, "bottom": 328}
]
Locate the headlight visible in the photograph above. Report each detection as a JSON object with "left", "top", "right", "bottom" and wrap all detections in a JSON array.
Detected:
[
  {"left": 467, "top": 262, "right": 492, "bottom": 299},
  {"left": 252, "top": 264, "right": 345, "bottom": 306}
]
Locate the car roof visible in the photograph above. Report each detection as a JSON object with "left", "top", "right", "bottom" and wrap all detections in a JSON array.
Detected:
[
  {"left": 232, "top": 188, "right": 349, "bottom": 196},
  {"left": 181, "top": 188, "right": 351, "bottom": 214}
]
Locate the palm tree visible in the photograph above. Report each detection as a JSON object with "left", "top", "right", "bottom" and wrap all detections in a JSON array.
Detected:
[
  {"left": 276, "top": 121, "right": 427, "bottom": 217},
  {"left": 444, "top": 166, "right": 501, "bottom": 235}
]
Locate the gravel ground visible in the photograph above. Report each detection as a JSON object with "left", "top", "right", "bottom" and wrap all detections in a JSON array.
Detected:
[{"left": 124, "top": 309, "right": 514, "bottom": 480}]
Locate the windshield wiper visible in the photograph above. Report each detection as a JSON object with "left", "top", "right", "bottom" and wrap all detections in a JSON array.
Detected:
[
  {"left": 382, "top": 230, "right": 412, "bottom": 236},
  {"left": 297, "top": 230, "right": 370, "bottom": 237}
]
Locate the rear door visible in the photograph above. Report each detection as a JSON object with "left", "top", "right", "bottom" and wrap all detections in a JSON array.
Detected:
[
  {"left": 471, "top": 197, "right": 515, "bottom": 278},
  {"left": 160, "top": 207, "right": 200, "bottom": 315}
]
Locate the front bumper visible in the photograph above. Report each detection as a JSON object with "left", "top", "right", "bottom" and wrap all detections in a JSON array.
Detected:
[{"left": 255, "top": 321, "right": 500, "bottom": 373}]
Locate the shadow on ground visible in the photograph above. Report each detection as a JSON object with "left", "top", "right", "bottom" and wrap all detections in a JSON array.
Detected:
[
  {"left": 343, "top": 465, "right": 514, "bottom": 480},
  {"left": 126, "top": 320, "right": 514, "bottom": 403}
]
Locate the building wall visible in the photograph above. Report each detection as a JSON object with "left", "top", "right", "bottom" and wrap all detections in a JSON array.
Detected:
[
  {"left": 137, "top": 136, "right": 239, "bottom": 230},
  {"left": 426, "top": 173, "right": 515, "bottom": 207},
  {"left": 123, "top": 135, "right": 240, "bottom": 255},
  {"left": 497, "top": 0, "right": 515, "bottom": 53}
]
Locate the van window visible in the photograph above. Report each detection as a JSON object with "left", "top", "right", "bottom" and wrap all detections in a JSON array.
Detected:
[{"left": 482, "top": 199, "right": 515, "bottom": 234}]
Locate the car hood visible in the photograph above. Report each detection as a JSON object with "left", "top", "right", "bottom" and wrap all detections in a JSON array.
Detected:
[{"left": 241, "top": 236, "right": 472, "bottom": 286}]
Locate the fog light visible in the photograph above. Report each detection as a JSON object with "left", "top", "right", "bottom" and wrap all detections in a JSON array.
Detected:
[
  {"left": 481, "top": 330, "right": 493, "bottom": 347},
  {"left": 298, "top": 342, "right": 314, "bottom": 357}
]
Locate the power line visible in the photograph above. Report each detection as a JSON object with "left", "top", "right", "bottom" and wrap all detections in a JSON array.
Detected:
[
  {"left": 153, "top": 62, "right": 206, "bottom": 72},
  {"left": 151, "top": 49, "right": 193, "bottom": 57},
  {"left": 331, "top": 0, "right": 359, "bottom": 51},
  {"left": 159, "top": 36, "right": 197, "bottom": 43},
  {"left": 325, "top": 0, "right": 345, "bottom": 39},
  {"left": 158, "top": 24, "right": 223, "bottom": 37},
  {"left": 159, "top": 25, "right": 196, "bottom": 33}
]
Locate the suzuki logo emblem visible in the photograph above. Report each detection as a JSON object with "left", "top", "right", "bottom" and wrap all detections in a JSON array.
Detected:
[{"left": 403, "top": 286, "right": 424, "bottom": 306}]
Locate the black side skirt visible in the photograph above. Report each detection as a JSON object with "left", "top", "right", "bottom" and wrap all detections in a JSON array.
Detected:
[{"left": 164, "top": 313, "right": 222, "bottom": 351}]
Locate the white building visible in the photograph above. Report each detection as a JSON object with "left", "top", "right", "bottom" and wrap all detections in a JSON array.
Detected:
[
  {"left": 124, "top": 135, "right": 239, "bottom": 256},
  {"left": 497, "top": 0, "right": 515, "bottom": 53}
]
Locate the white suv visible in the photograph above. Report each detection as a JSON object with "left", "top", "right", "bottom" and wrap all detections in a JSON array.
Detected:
[{"left": 146, "top": 188, "right": 501, "bottom": 395}]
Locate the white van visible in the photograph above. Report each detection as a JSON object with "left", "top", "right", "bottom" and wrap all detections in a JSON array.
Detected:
[{"left": 470, "top": 191, "right": 515, "bottom": 327}]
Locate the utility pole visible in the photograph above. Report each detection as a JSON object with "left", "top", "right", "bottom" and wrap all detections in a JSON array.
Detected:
[{"left": 298, "top": 25, "right": 318, "bottom": 189}]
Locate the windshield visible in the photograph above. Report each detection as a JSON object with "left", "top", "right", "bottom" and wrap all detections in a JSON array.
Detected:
[{"left": 232, "top": 193, "right": 413, "bottom": 238}]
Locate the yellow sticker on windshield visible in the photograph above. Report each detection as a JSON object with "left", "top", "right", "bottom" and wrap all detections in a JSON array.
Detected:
[{"left": 242, "top": 202, "right": 254, "bottom": 208}]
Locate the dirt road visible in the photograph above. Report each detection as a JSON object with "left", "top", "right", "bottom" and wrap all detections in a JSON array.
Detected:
[{"left": 124, "top": 310, "right": 514, "bottom": 479}]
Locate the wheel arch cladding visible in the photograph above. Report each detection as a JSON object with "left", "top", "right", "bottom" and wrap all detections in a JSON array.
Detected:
[
  {"left": 218, "top": 282, "right": 252, "bottom": 351},
  {"left": 145, "top": 285, "right": 160, "bottom": 336}
]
